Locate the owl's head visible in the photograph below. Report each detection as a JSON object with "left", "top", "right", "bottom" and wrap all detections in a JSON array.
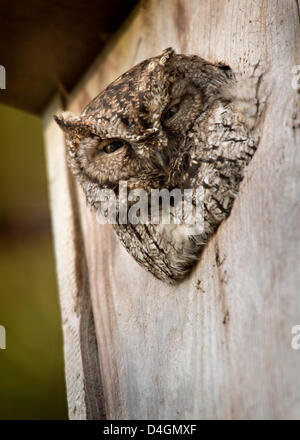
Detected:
[{"left": 54, "top": 47, "right": 232, "bottom": 196}]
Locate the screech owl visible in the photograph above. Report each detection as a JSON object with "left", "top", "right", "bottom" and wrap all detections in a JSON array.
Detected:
[{"left": 54, "top": 48, "right": 260, "bottom": 284}]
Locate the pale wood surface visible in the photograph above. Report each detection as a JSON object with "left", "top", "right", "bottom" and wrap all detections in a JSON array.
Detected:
[
  {"left": 47, "top": 0, "right": 300, "bottom": 419},
  {"left": 43, "top": 97, "right": 105, "bottom": 419}
]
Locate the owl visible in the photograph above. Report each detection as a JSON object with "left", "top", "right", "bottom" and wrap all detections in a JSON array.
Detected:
[{"left": 54, "top": 48, "right": 259, "bottom": 284}]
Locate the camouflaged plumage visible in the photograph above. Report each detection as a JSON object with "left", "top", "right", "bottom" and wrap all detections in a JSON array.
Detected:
[{"left": 54, "top": 48, "right": 260, "bottom": 284}]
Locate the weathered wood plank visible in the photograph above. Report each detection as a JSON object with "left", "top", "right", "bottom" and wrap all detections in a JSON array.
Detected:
[
  {"left": 50, "top": 0, "right": 300, "bottom": 419},
  {"left": 43, "top": 97, "right": 105, "bottom": 419}
]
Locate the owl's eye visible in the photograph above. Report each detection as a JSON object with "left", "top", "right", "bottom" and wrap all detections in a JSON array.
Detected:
[
  {"left": 102, "top": 140, "right": 126, "bottom": 154},
  {"left": 163, "top": 103, "right": 180, "bottom": 121}
]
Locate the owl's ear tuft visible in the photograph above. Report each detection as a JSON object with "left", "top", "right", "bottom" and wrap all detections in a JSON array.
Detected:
[
  {"left": 53, "top": 112, "right": 82, "bottom": 133},
  {"left": 158, "top": 47, "right": 176, "bottom": 66}
]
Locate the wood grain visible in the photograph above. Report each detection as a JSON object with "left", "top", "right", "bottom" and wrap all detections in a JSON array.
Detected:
[
  {"left": 43, "top": 97, "right": 105, "bottom": 419},
  {"left": 46, "top": 0, "right": 300, "bottom": 419}
]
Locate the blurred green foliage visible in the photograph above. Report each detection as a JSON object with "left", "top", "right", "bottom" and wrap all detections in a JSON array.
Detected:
[{"left": 0, "top": 103, "right": 67, "bottom": 419}]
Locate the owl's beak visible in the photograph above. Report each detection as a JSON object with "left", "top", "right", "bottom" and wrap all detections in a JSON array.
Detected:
[
  {"left": 155, "top": 152, "right": 166, "bottom": 168},
  {"left": 155, "top": 150, "right": 170, "bottom": 169}
]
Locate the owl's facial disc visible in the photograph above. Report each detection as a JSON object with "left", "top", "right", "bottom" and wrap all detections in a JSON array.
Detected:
[{"left": 53, "top": 50, "right": 205, "bottom": 192}]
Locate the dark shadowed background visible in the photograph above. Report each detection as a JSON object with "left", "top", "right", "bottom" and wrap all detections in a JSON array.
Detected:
[{"left": 0, "top": 103, "right": 67, "bottom": 419}]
